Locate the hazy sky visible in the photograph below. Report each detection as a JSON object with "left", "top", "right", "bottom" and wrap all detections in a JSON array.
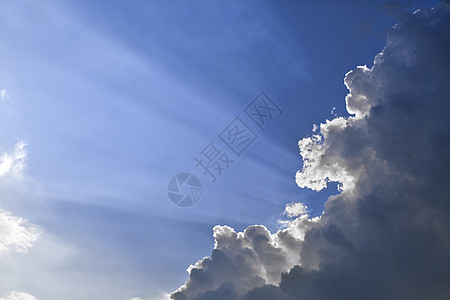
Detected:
[{"left": 0, "top": 1, "right": 443, "bottom": 300}]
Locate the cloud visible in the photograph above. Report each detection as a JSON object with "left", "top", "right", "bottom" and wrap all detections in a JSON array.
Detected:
[
  {"left": 284, "top": 202, "right": 307, "bottom": 218},
  {"left": 0, "top": 96, "right": 39, "bottom": 293},
  {"left": 0, "top": 142, "right": 27, "bottom": 178},
  {"left": 0, "top": 142, "right": 37, "bottom": 255},
  {"left": 171, "top": 1, "right": 450, "bottom": 299},
  {"left": 128, "top": 295, "right": 171, "bottom": 300},
  {"left": 171, "top": 212, "right": 319, "bottom": 300},
  {"left": 295, "top": 118, "right": 361, "bottom": 192},
  {"left": 0, "top": 292, "right": 37, "bottom": 300},
  {"left": 0, "top": 209, "right": 41, "bottom": 255},
  {"left": 0, "top": 89, "right": 11, "bottom": 101}
]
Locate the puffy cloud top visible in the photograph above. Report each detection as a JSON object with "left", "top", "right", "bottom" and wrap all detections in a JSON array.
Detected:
[
  {"left": 171, "top": 2, "right": 450, "bottom": 299},
  {"left": 0, "top": 292, "right": 37, "bottom": 300}
]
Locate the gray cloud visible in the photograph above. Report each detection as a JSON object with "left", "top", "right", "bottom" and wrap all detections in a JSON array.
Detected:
[{"left": 171, "top": 1, "right": 450, "bottom": 299}]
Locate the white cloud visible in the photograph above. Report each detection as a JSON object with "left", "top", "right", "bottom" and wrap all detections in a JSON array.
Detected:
[
  {"left": 0, "top": 292, "right": 37, "bottom": 300},
  {"left": 0, "top": 89, "right": 11, "bottom": 101},
  {"left": 295, "top": 120, "right": 360, "bottom": 192},
  {"left": 0, "top": 96, "right": 39, "bottom": 294},
  {"left": 284, "top": 202, "right": 307, "bottom": 218},
  {"left": 0, "top": 142, "right": 27, "bottom": 178},
  {"left": 128, "top": 294, "right": 170, "bottom": 300},
  {"left": 0, "top": 209, "right": 41, "bottom": 255}
]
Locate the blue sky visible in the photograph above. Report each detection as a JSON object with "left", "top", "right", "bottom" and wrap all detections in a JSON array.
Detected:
[{"left": 0, "top": 1, "right": 439, "bottom": 299}]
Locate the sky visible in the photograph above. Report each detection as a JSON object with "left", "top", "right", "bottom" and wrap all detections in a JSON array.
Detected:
[{"left": 0, "top": 1, "right": 447, "bottom": 300}]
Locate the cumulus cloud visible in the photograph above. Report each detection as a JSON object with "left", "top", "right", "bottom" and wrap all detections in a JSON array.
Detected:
[
  {"left": 171, "top": 2, "right": 450, "bottom": 299},
  {"left": 0, "top": 142, "right": 27, "bottom": 178},
  {"left": 0, "top": 292, "right": 37, "bottom": 300}
]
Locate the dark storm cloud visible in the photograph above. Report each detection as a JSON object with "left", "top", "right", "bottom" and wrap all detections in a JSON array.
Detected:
[{"left": 171, "top": 2, "right": 450, "bottom": 299}]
